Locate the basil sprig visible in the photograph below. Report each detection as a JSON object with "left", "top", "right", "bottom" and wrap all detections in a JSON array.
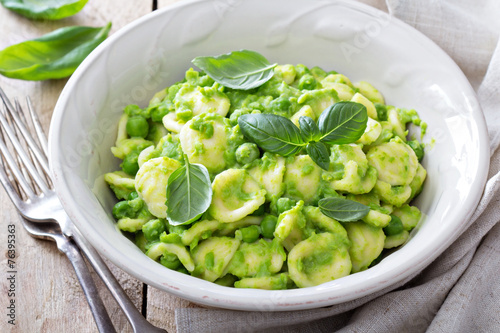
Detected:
[
  {"left": 318, "top": 197, "right": 370, "bottom": 222},
  {"left": 238, "top": 101, "right": 368, "bottom": 170},
  {"left": 166, "top": 155, "right": 212, "bottom": 226},
  {"left": 236, "top": 113, "right": 306, "bottom": 156},
  {"left": 0, "top": 0, "right": 88, "bottom": 20},
  {"left": 192, "top": 49, "right": 277, "bottom": 90},
  {"left": 0, "top": 23, "right": 111, "bottom": 81}
]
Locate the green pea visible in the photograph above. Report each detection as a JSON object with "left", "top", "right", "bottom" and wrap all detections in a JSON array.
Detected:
[
  {"left": 127, "top": 191, "right": 139, "bottom": 201},
  {"left": 160, "top": 232, "right": 182, "bottom": 244},
  {"left": 121, "top": 151, "right": 140, "bottom": 176},
  {"left": 235, "top": 225, "right": 260, "bottom": 243},
  {"left": 269, "top": 96, "right": 291, "bottom": 113},
  {"left": 276, "top": 197, "right": 296, "bottom": 214},
  {"left": 126, "top": 115, "right": 149, "bottom": 138},
  {"left": 252, "top": 203, "right": 266, "bottom": 216},
  {"left": 297, "top": 74, "right": 317, "bottom": 90},
  {"left": 374, "top": 103, "right": 388, "bottom": 121},
  {"left": 142, "top": 219, "right": 166, "bottom": 241},
  {"left": 260, "top": 215, "right": 278, "bottom": 239},
  {"left": 167, "top": 224, "right": 188, "bottom": 235},
  {"left": 160, "top": 255, "right": 181, "bottom": 270},
  {"left": 235, "top": 142, "right": 260, "bottom": 165},
  {"left": 407, "top": 140, "right": 425, "bottom": 162},
  {"left": 384, "top": 215, "right": 404, "bottom": 236},
  {"left": 112, "top": 200, "right": 134, "bottom": 219}
]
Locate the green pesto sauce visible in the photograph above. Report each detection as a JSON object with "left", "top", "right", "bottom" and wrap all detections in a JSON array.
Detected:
[{"left": 106, "top": 61, "right": 428, "bottom": 291}]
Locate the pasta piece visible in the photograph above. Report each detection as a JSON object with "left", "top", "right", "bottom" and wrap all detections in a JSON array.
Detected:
[
  {"left": 407, "top": 163, "right": 427, "bottom": 202},
  {"left": 234, "top": 273, "right": 291, "bottom": 290},
  {"left": 373, "top": 180, "right": 412, "bottom": 207},
  {"left": 104, "top": 171, "right": 136, "bottom": 200},
  {"left": 225, "top": 239, "right": 286, "bottom": 278},
  {"left": 147, "top": 242, "right": 195, "bottom": 272},
  {"left": 191, "top": 237, "right": 241, "bottom": 282},
  {"left": 351, "top": 92, "right": 377, "bottom": 119},
  {"left": 137, "top": 145, "right": 155, "bottom": 168},
  {"left": 179, "top": 113, "right": 228, "bottom": 174},
  {"left": 290, "top": 105, "right": 315, "bottom": 127},
  {"left": 366, "top": 140, "right": 418, "bottom": 186},
  {"left": 135, "top": 156, "right": 181, "bottom": 218},
  {"left": 357, "top": 117, "right": 382, "bottom": 145},
  {"left": 353, "top": 81, "right": 385, "bottom": 105},
  {"left": 391, "top": 204, "right": 422, "bottom": 231},
  {"left": 297, "top": 88, "right": 339, "bottom": 117},
  {"left": 321, "top": 76, "right": 355, "bottom": 100},
  {"left": 181, "top": 220, "right": 220, "bottom": 248},
  {"left": 288, "top": 232, "right": 351, "bottom": 288},
  {"left": 327, "top": 144, "right": 377, "bottom": 194},
  {"left": 216, "top": 216, "right": 263, "bottom": 236},
  {"left": 247, "top": 153, "right": 286, "bottom": 201},
  {"left": 384, "top": 230, "right": 409, "bottom": 249},
  {"left": 284, "top": 155, "right": 322, "bottom": 204},
  {"left": 342, "top": 221, "right": 385, "bottom": 273},
  {"left": 274, "top": 65, "right": 296, "bottom": 85},
  {"left": 274, "top": 201, "right": 310, "bottom": 251},
  {"left": 162, "top": 112, "right": 184, "bottom": 133},
  {"left": 209, "top": 169, "right": 266, "bottom": 223},
  {"left": 174, "top": 83, "right": 230, "bottom": 119},
  {"left": 302, "top": 206, "right": 349, "bottom": 238}
]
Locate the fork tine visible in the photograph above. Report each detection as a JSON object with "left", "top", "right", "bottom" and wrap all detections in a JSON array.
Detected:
[
  {"left": 0, "top": 110, "right": 36, "bottom": 200},
  {"left": 14, "top": 99, "right": 51, "bottom": 191},
  {"left": 0, "top": 89, "right": 50, "bottom": 177},
  {"left": 0, "top": 157, "right": 34, "bottom": 207},
  {"left": 0, "top": 86, "right": 15, "bottom": 114},
  {"left": 0, "top": 104, "right": 49, "bottom": 194},
  {"left": 26, "top": 96, "right": 49, "bottom": 156}
]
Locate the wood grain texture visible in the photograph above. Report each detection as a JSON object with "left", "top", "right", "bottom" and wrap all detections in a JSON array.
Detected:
[{"left": 0, "top": 1, "right": 153, "bottom": 332}]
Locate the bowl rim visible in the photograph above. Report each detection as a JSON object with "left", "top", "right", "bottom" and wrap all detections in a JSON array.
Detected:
[{"left": 48, "top": 0, "right": 490, "bottom": 311}]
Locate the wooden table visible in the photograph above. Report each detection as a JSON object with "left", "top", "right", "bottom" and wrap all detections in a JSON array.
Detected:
[{"left": 0, "top": 1, "right": 201, "bottom": 332}]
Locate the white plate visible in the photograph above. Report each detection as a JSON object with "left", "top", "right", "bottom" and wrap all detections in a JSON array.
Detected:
[{"left": 49, "top": 0, "right": 489, "bottom": 311}]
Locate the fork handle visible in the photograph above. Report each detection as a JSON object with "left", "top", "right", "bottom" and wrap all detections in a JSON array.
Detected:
[
  {"left": 66, "top": 223, "right": 166, "bottom": 333},
  {"left": 57, "top": 237, "right": 117, "bottom": 333}
]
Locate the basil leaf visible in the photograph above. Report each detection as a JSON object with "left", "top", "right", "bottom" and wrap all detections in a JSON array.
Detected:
[
  {"left": 318, "top": 197, "right": 370, "bottom": 222},
  {"left": 318, "top": 101, "right": 368, "bottom": 144},
  {"left": 299, "top": 116, "right": 321, "bottom": 142},
  {"left": 166, "top": 160, "right": 212, "bottom": 226},
  {"left": 192, "top": 49, "right": 277, "bottom": 90},
  {"left": 0, "top": 23, "right": 111, "bottom": 81},
  {"left": 0, "top": 0, "right": 88, "bottom": 20},
  {"left": 306, "top": 142, "right": 330, "bottom": 171},
  {"left": 238, "top": 113, "right": 306, "bottom": 156}
]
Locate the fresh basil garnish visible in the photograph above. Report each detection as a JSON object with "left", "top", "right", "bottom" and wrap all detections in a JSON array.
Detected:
[
  {"left": 238, "top": 102, "right": 368, "bottom": 170},
  {"left": 166, "top": 155, "right": 212, "bottom": 226},
  {"left": 238, "top": 113, "right": 306, "bottom": 156},
  {"left": 0, "top": 0, "right": 88, "bottom": 20},
  {"left": 0, "top": 23, "right": 111, "bottom": 81},
  {"left": 318, "top": 197, "right": 370, "bottom": 222},
  {"left": 192, "top": 49, "right": 277, "bottom": 90},
  {"left": 299, "top": 116, "right": 321, "bottom": 142},
  {"left": 318, "top": 101, "right": 368, "bottom": 144},
  {"left": 306, "top": 142, "right": 330, "bottom": 171}
]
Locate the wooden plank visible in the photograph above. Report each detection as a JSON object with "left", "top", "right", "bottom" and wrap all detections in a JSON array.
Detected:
[{"left": 0, "top": 1, "right": 153, "bottom": 332}]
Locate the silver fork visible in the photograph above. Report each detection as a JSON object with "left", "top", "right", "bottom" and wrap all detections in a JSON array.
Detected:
[
  {"left": 0, "top": 106, "right": 116, "bottom": 332},
  {"left": 0, "top": 88, "right": 166, "bottom": 333}
]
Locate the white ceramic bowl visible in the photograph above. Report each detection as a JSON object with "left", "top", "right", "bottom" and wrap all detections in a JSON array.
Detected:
[{"left": 49, "top": 0, "right": 489, "bottom": 311}]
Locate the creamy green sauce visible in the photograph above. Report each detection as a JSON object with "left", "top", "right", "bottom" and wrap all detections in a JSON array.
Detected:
[{"left": 105, "top": 63, "right": 427, "bottom": 289}]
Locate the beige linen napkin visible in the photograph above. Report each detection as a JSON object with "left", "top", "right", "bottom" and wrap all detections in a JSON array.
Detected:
[{"left": 175, "top": 1, "right": 500, "bottom": 332}]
